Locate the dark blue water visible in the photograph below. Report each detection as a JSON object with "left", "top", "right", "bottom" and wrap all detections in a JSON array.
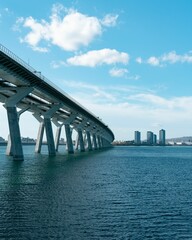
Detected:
[{"left": 0, "top": 145, "right": 192, "bottom": 239}]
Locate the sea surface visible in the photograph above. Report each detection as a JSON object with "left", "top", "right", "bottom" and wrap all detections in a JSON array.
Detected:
[{"left": 0, "top": 145, "right": 192, "bottom": 239}]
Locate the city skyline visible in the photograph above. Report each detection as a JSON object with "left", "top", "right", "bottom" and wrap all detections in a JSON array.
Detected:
[{"left": 0, "top": 1, "right": 192, "bottom": 140}]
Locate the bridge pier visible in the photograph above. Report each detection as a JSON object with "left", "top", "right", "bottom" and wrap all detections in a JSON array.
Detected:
[
  {"left": 4, "top": 87, "right": 33, "bottom": 160},
  {"left": 54, "top": 126, "right": 62, "bottom": 152},
  {"left": 6, "top": 134, "right": 13, "bottom": 156},
  {"left": 65, "top": 124, "right": 74, "bottom": 154},
  {"left": 6, "top": 106, "right": 24, "bottom": 160},
  {"left": 92, "top": 134, "right": 98, "bottom": 150},
  {"left": 77, "top": 129, "right": 85, "bottom": 152},
  {"left": 86, "top": 131, "right": 93, "bottom": 151},
  {"left": 35, "top": 122, "right": 45, "bottom": 153},
  {"left": 6, "top": 107, "right": 30, "bottom": 156},
  {"left": 33, "top": 114, "right": 45, "bottom": 154},
  {"left": 44, "top": 117, "right": 56, "bottom": 156},
  {"left": 97, "top": 135, "right": 101, "bottom": 149},
  {"left": 52, "top": 118, "right": 64, "bottom": 152}
]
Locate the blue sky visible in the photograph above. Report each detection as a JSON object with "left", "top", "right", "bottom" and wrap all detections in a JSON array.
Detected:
[{"left": 0, "top": 0, "right": 192, "bottom": 140}]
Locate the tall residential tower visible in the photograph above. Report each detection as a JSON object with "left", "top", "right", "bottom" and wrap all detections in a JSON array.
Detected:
[
  {"left": 147, "top": 131, "right": 154, "bottom": 145},
  {"left": 159, "top": 129, "right": 166, "bottom": 145},
  {"left": 134, "top": 131, "right": 141, "bottom": 145}
]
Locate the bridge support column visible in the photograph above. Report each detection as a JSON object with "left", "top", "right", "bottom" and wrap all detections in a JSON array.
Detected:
[
  {"left": 97, "top": 136, "right": 101, "bottom": 149},
  {"left": 35, "top": 122, "right": 44, "bottom": 153},
  {"left": 77, "top": 129, "right": 85, "bottom": 152},
  {"left": 54, "top": 126, "right": 62, "bottom": 152},
  {"left": 44, "top": 117, "right": 56, "bottom": 156},
  {"left": 33, "top": 114, "right": 45, "bottom": 153},
  {"left": 102, "top": 138, "right": 107, "bottom": 148},
  {"left": 65, "top": 124, "right": 74, "bottom": 154},
  {"left": 100, "top": 137, "right": 104, "bottom": 148},
  {"left": 86, "top": 131, "right": 92, "bottom": 151},
  {"left": 92, "top": 134, "right": 98, "bottom": 150},
  {"left": 43, "top": 104, "right": 62, "bottom": 156},
  {"left": 6, "top": 107, "right": 30, "bottom": 156},
  {"left": 4, "top": 87, "right": 33, "bottom": 160},
  {"left": 75, "top": 133, "right": 79, "bottom": 150},
  {"left": 6, "top": 135, "right": 13, "bottom": 156},
  {"left": 52, "top": 118, "right": 63, "bottom": 152},
  {"left": 6, "top": 106, "right": 23, "bottom": 160}
]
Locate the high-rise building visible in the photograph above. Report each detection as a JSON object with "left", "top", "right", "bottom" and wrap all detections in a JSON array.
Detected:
[
  {"left": 153, "top": 134, "right": 157, "bottom": 145},
  {"left": 134, "top": 131, "right": 141, "bottom": 145},
  {"left": 159, "top": 129, "right": 166, "bottom": 145},
  {"left": 147, "top": 131, "right": 154, "bottom": 145}
]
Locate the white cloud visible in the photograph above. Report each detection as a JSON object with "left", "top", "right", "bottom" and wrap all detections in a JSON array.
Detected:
[
  {"left": 12, "top": 17, "right": 24, "bottom": 32},
  {"left": 66, "top": 49, "right": 129, "bottom": 67},
  {"left": 147, "top": 56, "right": 161, "bottom": 66},
  {"left": 16, "top": 4, "right": 118, "bottom": 52},
  {"left": 109, "top": 67, "right": 128, "bottom": 77},
  {"left": 161, "top": 51, "right": 192, "bottom": 64},
  {"left": 136, "top": 57, "right": 143, "bottom": 64},
  {"left": 139, "top": 51, "right": 192, "bottom": 67},
  {"left": 101, "top": 14, "right": 118, "bottom": 27}
]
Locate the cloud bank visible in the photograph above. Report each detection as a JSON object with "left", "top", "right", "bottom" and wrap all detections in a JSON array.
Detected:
[{"left": 137, "top": 51, "right": 192, "bottom": 67}]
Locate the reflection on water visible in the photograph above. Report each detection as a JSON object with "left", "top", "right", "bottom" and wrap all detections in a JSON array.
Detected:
[{"left": 0, "top": 146, "right": 192, "bottom": 239}]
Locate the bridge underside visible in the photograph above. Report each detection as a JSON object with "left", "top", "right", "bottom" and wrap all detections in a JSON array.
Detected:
[{"left": 0, "top": 45, "right": 114, "bottom": 160}]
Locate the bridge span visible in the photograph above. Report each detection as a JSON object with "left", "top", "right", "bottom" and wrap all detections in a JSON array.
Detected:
[{"left": 0, "top": 44, "right": 114, "bottom": 160}]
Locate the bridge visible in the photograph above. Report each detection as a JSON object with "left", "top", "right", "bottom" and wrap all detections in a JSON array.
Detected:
[{"left": 0, "top": 44, "right": 114, "bottom": 160}]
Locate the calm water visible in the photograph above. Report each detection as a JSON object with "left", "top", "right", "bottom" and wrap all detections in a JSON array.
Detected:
[{"left": 0, "top": 145, "right": 192, "bottom": 239}]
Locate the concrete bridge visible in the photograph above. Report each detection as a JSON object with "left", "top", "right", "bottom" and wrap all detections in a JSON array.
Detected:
[{"left": 0, "top": 44, "right": 114, "bottom": 160}]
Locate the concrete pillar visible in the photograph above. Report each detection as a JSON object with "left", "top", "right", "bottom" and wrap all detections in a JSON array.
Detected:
[
  {"left": 77, "top": 129, "right": 85, "bottom": 152},
  {"left": 6, "top": 106, "right": 23, "bottom": 160},
  {"left": 65, "top": 124, "right": 74, "bottom": 154},
  {"left": 86, "top": 131, "right": 92, "bottom": 151},
  {"left": 55, "top": 126, "right": 62, "bottom": 152},
  {"left": 92, "top": 134, "right": 98, "bottom": 150},
  {"left": 44, "top": 117, "right": 56, "bottom": 156},
  {"left": 6, "top": 107, "right": 30, "bottom": 156},
  {"left": 97, "top": 136, "right": 101, "bottom": 149},
  {"left": 4, "top": 87, "right": 33, "bottom": 160},
  {"left": 35, "top": 122, "right": 44, "bottom": 153},
  {"left": 6, "top": 134, "right": 13, "bottom": 156},
  {"left": 100, "top": 137, "right": 104, "bottom": 148},
  {"left": 75, "top": 133, "right": 79, "bottom": 150},
  {"left": 83, "top": 132, "right": 87, "bottom": 149},
  {"left": 103, "top": 138, "right": 107, "bottom": 148}
]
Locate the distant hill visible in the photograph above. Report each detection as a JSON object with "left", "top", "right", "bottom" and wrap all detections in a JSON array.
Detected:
[{"left": 167, "top": 136, "right": 192, "bottom": 142}]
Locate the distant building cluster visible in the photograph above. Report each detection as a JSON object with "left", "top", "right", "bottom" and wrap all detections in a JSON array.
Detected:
[{"left": 134, "top": 129, "right": 166, "bottom": 146}]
